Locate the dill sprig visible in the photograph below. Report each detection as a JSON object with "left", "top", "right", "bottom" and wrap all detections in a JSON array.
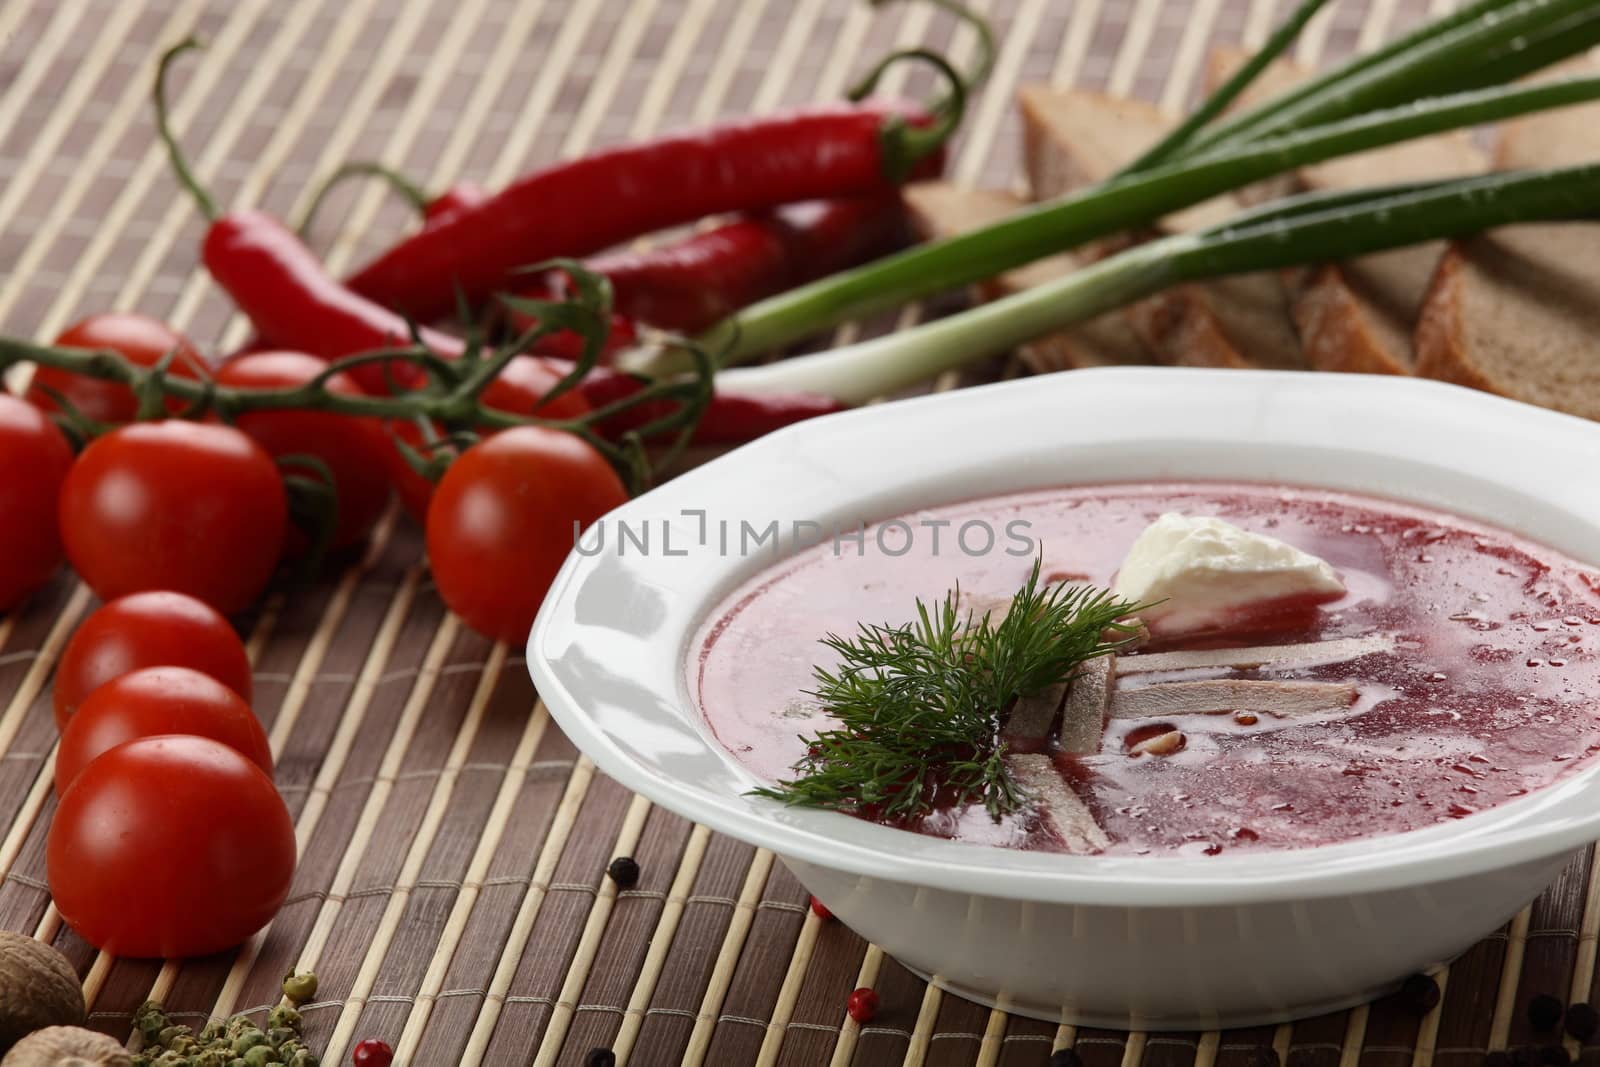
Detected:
[{"left": 752, "top": 559, "right": 1145, "bottom": 822}]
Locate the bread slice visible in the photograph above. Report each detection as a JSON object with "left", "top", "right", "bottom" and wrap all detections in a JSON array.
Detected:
[
  {"left": 1415, "top": 55, "right": 1600, "bottom": 419},
  {"left": 1206, "top": 47, "right": 1489, "bottom": 376},
  {"left": 1415, "top": 225, "right": 1600, "bottom": 419},
  {"left": 903, "top": 182, "right": 1150, "bottom": 372},
  {"left": 1017, "top": 84, "right": 1305, "bottom": 371}
]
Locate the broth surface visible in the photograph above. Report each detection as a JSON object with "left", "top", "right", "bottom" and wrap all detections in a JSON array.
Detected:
[{"left": 691, "top": 484, "right": 1600, "bottom": 855}]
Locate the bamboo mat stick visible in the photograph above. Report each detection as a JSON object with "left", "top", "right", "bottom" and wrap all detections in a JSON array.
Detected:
[
  {"left": 1193, "top": 1029, "right": 1219, "bottom": 1067},
  {"left": 1339, "top": 1003, "right": 1371, "bottom": 1067},
  {"left": 386, "top": 700, "right": 555, "bottom": 1062},
  {"left": 609, "top": 824, "right": 714, "bottom": 1065},
  {"left": 975, "top": 1004, "right": 1012, "bottom": 1066},
  {"left": 1565, "top": 849, "right": 1600, "bottom": 1056},
  {"left": 954, "top": 0, "right": 1051, "bottom": 185},
  {"left": 1413, "top": 967, "right": 1449, "bottom": 1067},
  {"left": 0, "top": 584, "right": 85, "bottom": 782},
  {"left": 1107, "top": 1, "right": 1163, "bottom": 97},
  {"left": 1163, "top": 0, "right": 1225, "bottom": 114},
  {"left": 21, "top": 0, "right": 275, "bottom": 336},
  {"left": 1294, "top": 0, "right": 1343, "bottom": 66},
  {"left": 679, "top": 848, "right": 776, "bottom": 1067},
  {"left": 71, "top": 0, "right": 310, "bottom": 329},
  {"left": 1050, "top": 0, "right": 1105, "bottom": 86},
  {"left": 627, "top": 0, "right": 721, "bottom": 138},
  {"left": 0, "top": 4, "right": 80, "bottom": 154},
  {"left": 284, "top": 616, "right": 461, "bottom": 991},
  {"left": 903, "top": 982, "right": 944, "bottom": 1066},
  {"left": 1273, "top": 1022, "right": 1294, "bottom": 1063},
  {"left": 688, "top": 0, "right": 771, "bottom": 125},
  {"left": 0, "top": 0, "right": 212, "bottom": 340},
  {"left": 0, "top": 3, "right": 148, "bottom": 247},
  {"left": 753, "top": 909, "right": 825, "bottom": 1066},
  {"left": 459, "top": 757, "right": 599, "bottom": 1066},
  {"left": 749, "top": 0, "right": 828, "bottom": 115},
  {"left": 203, "top": 559, "right": 423, "bottom": 1021},
  {"left": 1489, "top": 909, "right": 1534, "bottom": 1049},
  {"left": 185, "top": 0, "right": 444, "bottom": 343},
  {"left": 527, "top": 793, "right": 656, "bottom": 1066},
  {"left": 828, "top": 944, "right": 885, "bottom": 1067},
  {"left": 317, "top": 641, "right": 511, "bottom": 1062}
]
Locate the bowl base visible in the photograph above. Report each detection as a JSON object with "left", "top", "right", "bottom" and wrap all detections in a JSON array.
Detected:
[{"left": 900, "top": 963, "right": 1408, "bottom": 1032}]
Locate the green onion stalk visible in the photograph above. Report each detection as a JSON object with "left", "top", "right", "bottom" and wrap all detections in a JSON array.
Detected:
[{"left": 717, "top": 164, "right": 1600, "bottom": 404}]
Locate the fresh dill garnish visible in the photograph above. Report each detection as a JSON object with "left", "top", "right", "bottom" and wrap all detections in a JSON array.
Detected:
[{"left": 751, "top": 558, "right": 1146, "bottom": 822}]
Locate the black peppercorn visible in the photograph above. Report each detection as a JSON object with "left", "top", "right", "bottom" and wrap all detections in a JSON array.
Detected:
[
  {"left": 1399, "top": 973, "right": 1442, "bottom": 1015},
  {"left": 585, "top": 1049, "right": 616, "bottom": 1067},
  {"left": 606, "top": 856, "right": 640, "bottom": 888},
  {"left": 1531, "top": 995, "right": 1566, "bottom": 1032},
  {"left": 1049, "top": 1050, "right": 1083, "bottom": 1067},
  {"left": 1568, "top": 1003, "right": 1600, "bottom": 1043},
  {"left": 1539, "top": 1045, "right": 1572, "bottom": 1066}
]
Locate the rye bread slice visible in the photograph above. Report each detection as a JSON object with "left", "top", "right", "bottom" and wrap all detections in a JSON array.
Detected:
[
  {"left": 1415, "top": 55, "right": 1600, "bottom": 419},
  {"left": 1017, "top": 84, "right": 1304, "bottom": 371},
  {"left": 1206, "top": 47, "right": 1488, "bottom": 376},
  {"left": 902, "top": 182, "right": 1150, "bottom": 372}
]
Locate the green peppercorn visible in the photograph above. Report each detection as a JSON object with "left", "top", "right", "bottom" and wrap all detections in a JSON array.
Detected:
[
  {"left": 243, "top": 1044, "right": 280, "bottom": 1066},
  {"left": 234, "top": 1029, "right": 270, "bottom": 1054},
  {"left": 281, "top": 972, "right": 318, "bottom": 1006},
  {"left": 286, "top": 1051, "right": 319, "bottom": 1067},
  {"left": 268, "top": 1004, "right": 303, "bottom": 1031}
]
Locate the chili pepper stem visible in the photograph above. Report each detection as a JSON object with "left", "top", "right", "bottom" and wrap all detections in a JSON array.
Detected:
[{"left": 154, "top": 36, "right": 218, "bottom": 222}]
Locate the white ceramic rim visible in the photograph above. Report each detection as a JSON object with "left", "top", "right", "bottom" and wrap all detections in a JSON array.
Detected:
[{"left": 529, "top": 368, "right": 1600, "bottom": 907}]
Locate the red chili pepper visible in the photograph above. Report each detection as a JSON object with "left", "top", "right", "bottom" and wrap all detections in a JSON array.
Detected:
[
  {"left": 508, "top": 193, "right": 909, "bottom": 337},
  {"left": 344, "top": 101, "right": 944, "bottom": 322},
  {"left": 202, "top": 211, "right": 454, "bottom": 395},
  {"left": 574, "top": 364, "right": 846, "bottom": 445}
]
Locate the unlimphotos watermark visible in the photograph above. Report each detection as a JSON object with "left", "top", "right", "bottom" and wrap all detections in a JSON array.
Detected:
[{"left": 573, "top": 509, "right": 1036, "bottom": 558}]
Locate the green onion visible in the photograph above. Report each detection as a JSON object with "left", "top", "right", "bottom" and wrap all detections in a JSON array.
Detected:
[
  {"left": 693, "top": 74, "right": 1600, "bottom": 368},
  {"left": 718, "top": 164, "right": 1600, "bottom": 403}
]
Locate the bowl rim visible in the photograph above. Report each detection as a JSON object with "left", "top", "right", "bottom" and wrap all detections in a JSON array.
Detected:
[{"left": 529, "top": 367, "right": 1600, "bottom": 907}]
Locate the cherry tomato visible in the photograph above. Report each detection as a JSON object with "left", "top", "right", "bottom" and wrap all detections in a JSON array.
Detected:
[
  {"left": 352, "top": 1039, "right": 395, "bottom": 1067},
  {"left": 386, "top": 356, "right": 590, "bottom": 525},
  {"left": 426, "top": 426, "right": 626, "bottom": 643},
  {"left": 47, "top": 734, "right": 295, "bottom": 958},
  {"left": 58, "top": 420, "right": 287, "bottom": 614},
  {"left": 214, "top": 351, "right": 393, "bottom": 551},
  {"left": 54, "top": 590, "right": 251, "bottom": 730},
  {"left": 28, "top": 313, "right": 208, "bottom": 423},
  {"left": 0, "top": 395, "right": 73, "bottom": 612},
  {"left": 56, "top": 666, "right": 271, "bottom": 796}
]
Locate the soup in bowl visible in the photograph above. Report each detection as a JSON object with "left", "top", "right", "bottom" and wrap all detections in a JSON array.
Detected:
[{"left": 529, "top": 368, "right": 1600, "bottom": 1028}]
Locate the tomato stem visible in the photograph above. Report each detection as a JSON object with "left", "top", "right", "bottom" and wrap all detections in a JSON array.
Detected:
[{"left": 298, "top": 160, "right": 434, "bottom": 236}]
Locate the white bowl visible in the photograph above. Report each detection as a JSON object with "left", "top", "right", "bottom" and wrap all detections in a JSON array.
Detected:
[{"left": 528, "top": 368, "right": 1600, "bottom": 1030}]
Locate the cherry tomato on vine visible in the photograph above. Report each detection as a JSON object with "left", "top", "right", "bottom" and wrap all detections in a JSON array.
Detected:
[
  {"left": 386, "top": 355, "right": 590, "bottom": 525},
  {"left": 48, "top": 734, "right": 295, "bottom": 958},
  {"left": 215, "top": 351, "right": 393, "bottom": 551},
  {"left": 426, "top": 426, "right": 626, "bottom": 643},
  {"left": 28, "top": 313, "right": 208, "bottom": 423},
  {"left": 56, "top": 666, "right": 271, "bottom": 796},
  {"left": 0, "top": 395, "right": 73, "bottom": 613},
  {"left": 58, "top": 420, "right": 287, "bottom": 615},
  {"left": 54, "top": 590, "right": 252, "bottom": 730}
]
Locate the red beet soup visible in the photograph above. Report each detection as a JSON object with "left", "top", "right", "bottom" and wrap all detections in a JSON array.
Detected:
[{"left": 691, "top": 483, "right": 1600, "bottom": 856}]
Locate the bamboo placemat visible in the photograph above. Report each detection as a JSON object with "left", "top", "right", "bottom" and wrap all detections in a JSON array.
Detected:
[{"left": 2, "top": 1, "right": 1593, "bottom": 1065}]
